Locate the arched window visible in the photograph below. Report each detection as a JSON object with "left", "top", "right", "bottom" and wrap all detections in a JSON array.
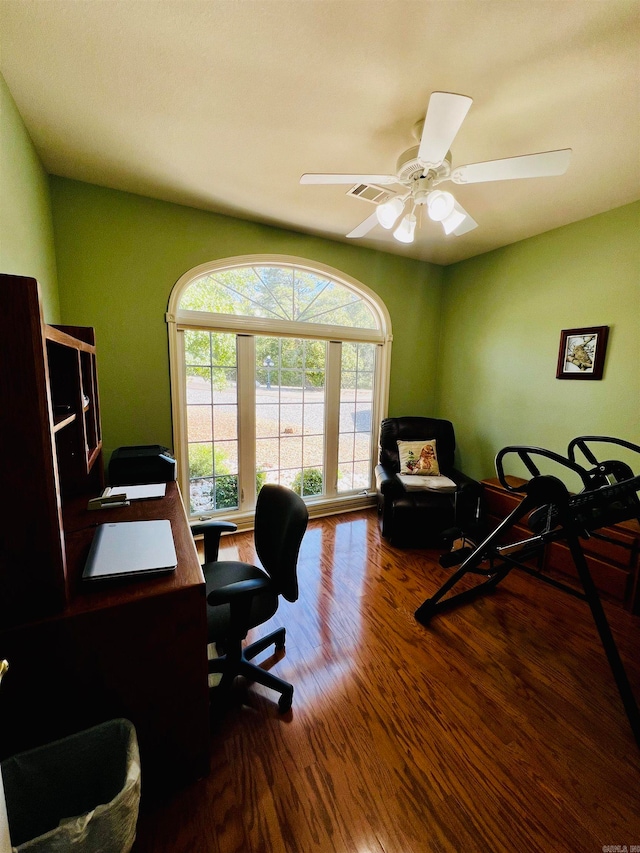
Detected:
[{"left": 167, "top": 256, "right": 392, "bottom": 522}]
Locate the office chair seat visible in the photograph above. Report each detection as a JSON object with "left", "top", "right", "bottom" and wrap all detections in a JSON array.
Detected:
[{"left": 204, "top": 561, "right": 278, "bottom": 639}]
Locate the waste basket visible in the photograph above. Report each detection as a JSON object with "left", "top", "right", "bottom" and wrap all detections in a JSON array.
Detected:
[{"left": 1, "top": 718, "right": 140, "bottom": 853}]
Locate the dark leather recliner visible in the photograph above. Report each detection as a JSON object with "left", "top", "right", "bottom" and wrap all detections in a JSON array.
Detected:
[{"left": 375, "top": 417, "right": 481, "bottom": 547}]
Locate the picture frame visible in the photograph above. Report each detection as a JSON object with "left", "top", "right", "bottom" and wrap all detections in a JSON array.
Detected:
[{"left": 556, "top": 326, "right": 609, "bottom": 380}]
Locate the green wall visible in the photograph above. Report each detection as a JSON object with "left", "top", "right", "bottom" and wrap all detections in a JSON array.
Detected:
[
  {"left": 3, "top": 67, "right": 637, "bottom": 483},
  {"left": 436, "top": 202, "right": 640, "bottom": 481},
  {"left": 0, "top": 73, "right": 60, "bottom": 322},
  {"left": 49, "top": 178, "right": 444, "bottom": 459}
]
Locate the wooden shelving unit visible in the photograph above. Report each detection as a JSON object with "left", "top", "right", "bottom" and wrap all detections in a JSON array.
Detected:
[
  {"left": 0, "top": 274, "right": 210, "bottom": 795},
  {"left": 45, "top": 324, "right": 103, "bottom": 502},
  {"left": 0, "top": 275, "right": 104, "bottom": 626}
]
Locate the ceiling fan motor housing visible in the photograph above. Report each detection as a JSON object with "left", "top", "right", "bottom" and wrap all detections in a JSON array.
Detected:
[
  {"left": 396, "top": 146, "right": 452, "bottom": 184},
  {"left": 412, "top": 177, "right": 432, "bottom": 206}
]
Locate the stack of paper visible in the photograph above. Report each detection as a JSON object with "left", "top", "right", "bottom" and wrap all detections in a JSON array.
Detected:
[
  {"left": 102, "top": 483, "right": 167, "bottom": 501},
  {"left": 396, "top": 474, "right": 457, "bottom": 492}
]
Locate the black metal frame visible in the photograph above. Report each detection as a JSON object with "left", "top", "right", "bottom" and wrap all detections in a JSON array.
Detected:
[{"left": 415, "top": 436, "right": 640, "bottom": 748}]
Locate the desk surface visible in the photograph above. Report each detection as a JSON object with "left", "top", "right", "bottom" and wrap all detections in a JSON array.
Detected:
[
  {"left": 62, "top": 481, "right": 204, "bottom": 617},
  {"left": 0, "top": 480, "right": 210, "bottom": 792}
]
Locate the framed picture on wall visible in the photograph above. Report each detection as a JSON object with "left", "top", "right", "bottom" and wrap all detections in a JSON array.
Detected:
[{"left": 556, "top": 326, "right": 609, "bottom": 380}]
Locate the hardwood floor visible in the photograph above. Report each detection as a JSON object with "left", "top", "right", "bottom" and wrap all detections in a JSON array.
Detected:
[{"left": 133, "top": 508, "right": 640, "bottom": 853}]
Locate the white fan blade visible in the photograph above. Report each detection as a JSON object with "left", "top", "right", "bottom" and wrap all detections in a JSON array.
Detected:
[
  {"left": 451, "top": 149, "right": 572, "bottom": 184},
  {"left": 300, "top": 173, "right": 399, "bottom": 185},
  {"left": 346, "top": 212, "right": 379, "bottom": 238},
  {"left": 451, "top": 203, "right": 478, "bottom": 236},
  {"left": 418, "top": 92, "right": 473, "bottom": 167}
]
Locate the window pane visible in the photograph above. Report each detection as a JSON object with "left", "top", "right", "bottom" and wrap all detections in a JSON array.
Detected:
[
  {"left": 353, "top": 460, "right": 371, "bottom": 491},
  {"left": 213, "top": 405, "right": 237, "bottom": 440},
  {"left": 354, "top": 404, "right": 371, "bottom": 433},
  {"left": 339, "top": 433, "right": 354, "bottom": 464},
  {"left": 211, "top": 367, "right": 237, "bottom": 387},
  {"left": 282, "top": 384, "right": 304, "bottom": 404},
  {"left": 256, "top": 385, "right": 278, "bottom": 405},
  {"left": 256, "top": 404, "right": 279, "bottom": 437},
  {"left": 303, "top": 403, "right": 324, "bottom": 435},
  {"left": 180, "top": 266, "right": 379, "bottom": 330},
  {"left": 356, "top": 372, "right": 373, "bottom": 393},
  {"left": 339, "top": 400, "right": 357, "bottom": 433},
  {"left": 189, "top": 443, "right": 213, "bottom": 478},
  {"left": 187, "top": 473, "right": 239, "bottom": 514},
  {"left": 280, "top": 404, "right": 303, "bottom": 435},
  {"left": 191, "top": 476, "right": 215, "bottom": 513},
  {"left": 337, "top": 465, "right": 353, "bottom": 492},
  {"left": 305, "top": 340, "right": 326, "bottom": 371},
  {"left": 280, "top": 436, "right": 303, "bottom": 470},
  {"left": 257, "top": 438, "right": 280, "bottom": 471},
  {"left": 214, "top": 475, "right": 238, "bottom": 510},
  {"left": 280, "top": 339, "right": 304, "bottom": 368},
  {"left": 298, "top": 467, "right": 323, "bottom": 497},
  {"left": 255, "top": 336, "right": 326, "bottom": 497},
  {"left": 186, "top": 366, "right": 212, "bottom": 404},
  {"left": 338, "top": 343, "right": 375, "bottom": 494},
  {"left": 214, "top": 440, "right": 238, "bottom": 475},
  {"left": 185, "top": 331, "right": 212, "bottom": 366},
  {"left": 303, "top": 434, "right": 324, "bottom": 467},
  {"left": 354, "top": 433, "right": 371, "bottom": 464},
  {"left": 280, "top": 369, "right": 303, "bottom": 390},
  {"left": 305, "top": 371, "right": 325, "bottom": 393},
  {"left": 184, "top": 331, "right": 238, "bottom": 513},
  {"left": 187, "top": 406, "right": 212, "bottom": 442},
  {"left": 357, "top": 344, "right": 375, "bottom": 371}
]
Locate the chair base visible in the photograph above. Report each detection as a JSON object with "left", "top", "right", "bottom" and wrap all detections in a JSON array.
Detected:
[{"left": 209, "top": 627, "right": 294, "bottom": 713}]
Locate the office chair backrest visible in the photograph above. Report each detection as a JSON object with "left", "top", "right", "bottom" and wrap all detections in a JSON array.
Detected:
[{"left": 254, "top": 484, "right": 308, "bottom": 603}]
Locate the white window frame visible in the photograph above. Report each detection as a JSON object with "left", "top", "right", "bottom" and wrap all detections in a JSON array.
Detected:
[{"left": 166, "top": 255, "right": 393, "bottom": 526}]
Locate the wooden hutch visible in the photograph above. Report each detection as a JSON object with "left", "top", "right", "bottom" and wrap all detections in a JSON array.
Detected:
[{"left": 0, "top": 275, "right": 210, "bottom": 795}]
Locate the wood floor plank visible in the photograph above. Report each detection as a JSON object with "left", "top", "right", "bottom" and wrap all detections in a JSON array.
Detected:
[{"left": 134, "top": 508, "right": 640, "bottom": 852}]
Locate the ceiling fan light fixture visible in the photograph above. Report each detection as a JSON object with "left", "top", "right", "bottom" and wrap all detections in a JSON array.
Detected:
[
  {"left": 376, "top": 197, "right": 405, "bottom": 229},
  {"left": 393, "top": 213, "right": 417, "bottom": 244},
  {"left": 441, "top": 205, "right": 467, "bottom": 235},
  {"left": 426, "top": 190, "right": 456, "bottom": 222}
]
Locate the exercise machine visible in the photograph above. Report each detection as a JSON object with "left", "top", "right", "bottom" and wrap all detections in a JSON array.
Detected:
[{"left": 415, "top": 436, "right": 640, "bottom": 747}]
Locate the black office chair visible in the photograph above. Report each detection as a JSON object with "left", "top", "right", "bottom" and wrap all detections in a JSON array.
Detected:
[{"left": 191, "top": 484, "right": 308, "bottom": 713}]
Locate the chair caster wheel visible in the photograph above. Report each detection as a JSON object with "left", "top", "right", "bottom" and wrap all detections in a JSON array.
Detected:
[{"left": 278, "top": 691, "right": 293, "bottom": 713}]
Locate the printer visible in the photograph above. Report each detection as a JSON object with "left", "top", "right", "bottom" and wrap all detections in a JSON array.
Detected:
[{"left": 108, "top": 445, "right": 177, "bottom": 486}]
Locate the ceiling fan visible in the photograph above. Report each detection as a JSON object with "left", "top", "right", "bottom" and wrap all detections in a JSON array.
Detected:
[{"left": 300, "top": 92, "right": 571, "bottom": 243}]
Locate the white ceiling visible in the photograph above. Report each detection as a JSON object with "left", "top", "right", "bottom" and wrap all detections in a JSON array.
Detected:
[{"left": 1, "top": 0, "right": 639, "bottom": 265}]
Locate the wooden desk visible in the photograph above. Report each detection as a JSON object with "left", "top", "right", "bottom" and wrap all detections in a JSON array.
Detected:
[{"left": 0, "top": 483, "right": 210, "bottom": 797}]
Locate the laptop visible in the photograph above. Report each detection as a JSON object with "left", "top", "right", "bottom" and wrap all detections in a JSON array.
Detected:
[{"left": 82, "top": 519, "right": 177, "bottom": 582}]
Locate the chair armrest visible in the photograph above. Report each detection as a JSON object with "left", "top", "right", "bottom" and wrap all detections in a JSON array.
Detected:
[
  {"left": 450, "top": 469, "right": 482, "bottom": 495},
  {"left": 191, "top": 519, "right": 238, "bottom": 535},
  {"left": 191, "top": 519, "right": 238, "bottom": 564},
  {"left": 375, "top": 464, "right": 404, "bottom": 497},
  {"left": 207, "top": 576, "right": 270, "bottom": 606},
  {"left": 448, "top": 469, "right": 483, "bottom": 528}
]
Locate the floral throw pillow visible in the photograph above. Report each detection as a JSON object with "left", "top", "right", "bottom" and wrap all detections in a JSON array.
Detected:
[{"left": 397, "top": 439, "right": 440, "bottom": 475}]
